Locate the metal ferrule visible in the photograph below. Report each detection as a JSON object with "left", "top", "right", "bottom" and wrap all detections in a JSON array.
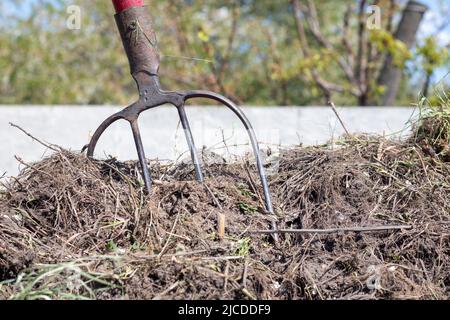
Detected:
[{"left": 114, "top": 5, "right": 160, "bottom": 77}]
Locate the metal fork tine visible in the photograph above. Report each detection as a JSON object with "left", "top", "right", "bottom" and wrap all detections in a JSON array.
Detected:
[
  {"left": 177, "top": 105, "right": 204, "bottom": 182},
  {"left": 86, "top": 2, "right": 279, "bottom": 243},
  {"left": 184, "top": 91, "right": 279, "bottom": 242},
  {"left": 184, "top": 91, "right": 274, "bottom": 212},
  {"left": 130, "top": 119, "right": 152, "bottom": 193}
]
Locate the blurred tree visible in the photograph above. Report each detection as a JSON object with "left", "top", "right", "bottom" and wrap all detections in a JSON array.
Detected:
[
  {"left": 417, "top": 37, "right": 449, "bottom": 97},
  {"left": 290, "top": 0, "right": 428, "bottom": 105},
  {"left": 0, "top": 0, "right": 441, "bottom": 106}
]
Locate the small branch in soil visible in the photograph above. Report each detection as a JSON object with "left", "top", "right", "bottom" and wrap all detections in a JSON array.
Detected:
[
  {"left": 10, "top": 122, "right": 59, "bottom": 152},
  {"left": 248, "top": 224, "right": 412, "bottom": 235},
  {"left": 328, "top": 101, "right": 350, "bottom": 136}
]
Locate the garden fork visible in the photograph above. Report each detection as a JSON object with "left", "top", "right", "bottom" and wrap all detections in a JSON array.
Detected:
[{"left": 86, "top": 0, "right": 277, "bottom": 231}]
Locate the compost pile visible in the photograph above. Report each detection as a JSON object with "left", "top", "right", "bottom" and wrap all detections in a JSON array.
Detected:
[{"left": 0, "top": 110, "right": 449, "bottom": 300}]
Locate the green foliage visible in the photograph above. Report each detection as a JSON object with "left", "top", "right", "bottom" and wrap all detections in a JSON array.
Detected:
[
  {"left": 5, "top": 257, "right": 123, "bottom": 300},
  {"left": 107, "top": 240, "right": 118, "bottom": 252},
  {"left": 0, "top": 0, "right": 440, "bottom": 106},
  {"left": 407, "top": 85, "right": 450, "bottom": 162},
  {"left": 369, "top": 29, "right": 413, "bottom": 67},
  {"left": 416, "top": 89, "right": 450, "bottom": 145},
  {"left": 417, "top": 36, "right": 449, "bottom": 75},
  {"left": 234, "top": 237, "right": 251, "bottom": 257},
  {"left": 237, "top": 201, "right": 258, "bottom": 214},
  {"left": 237, "top": 183, "right": 255, "bottom": 198}
]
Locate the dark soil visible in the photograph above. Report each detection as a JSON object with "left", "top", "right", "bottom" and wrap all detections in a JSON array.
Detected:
[{"left": 0, "top": 133, "right": 449, "bottom": 300}]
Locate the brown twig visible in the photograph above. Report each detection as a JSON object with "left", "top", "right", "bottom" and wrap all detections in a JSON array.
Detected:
[
  {"left": 152, "top": 281, "right": 182, "bottom": 300},
  {"left": 9, "top": 122, "right": 59, "bottom": 152},
  {"left": 223, "top": 261, "right": 230, "bottom": 292},
  {"left": 157, "top": 200, "right": 184, "bottom": 259},
  {"left": 241, "top": 257, "right": 249, "bottom": 288},
  {"left": 248, "top": 224, "right": 412, "bottom": 235},
  {"left": 14, "top": 156, "right": 54, "bottom": 178},
  {"left": 204, "top": 183, "right": 222, "bottom": 209},
  {"left": 328, "top": 101, "right": 351, "bottom": 136},
  {"left": 217, "top": 212, "right": 226, "bottom": 240}
]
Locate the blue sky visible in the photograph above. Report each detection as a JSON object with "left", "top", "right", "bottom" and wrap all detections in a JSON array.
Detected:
[
  {"left": 419, "top": 0, "right": 450, "bottom": 44},
  {"left": 415, "top": 0, "right": 449, "bottom": 84}
]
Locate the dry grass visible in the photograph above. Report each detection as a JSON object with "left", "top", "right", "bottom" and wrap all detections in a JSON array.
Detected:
[{"left": 0, "top": 101, "right": 449, "bottom": 300}]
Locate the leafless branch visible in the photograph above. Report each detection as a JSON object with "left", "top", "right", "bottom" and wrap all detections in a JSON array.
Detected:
[
  {"left": 291, "top": 0, "right": 360, "bottom": 100},
  {"left": 217, "top": 4, "right": 240, "bottom": 85},
  {"left": 305, "top": 0, "right": 359, "bottom": 93},
  {"left": 328, "top": 101, "right": 350, "bottom": 136},
  {"left": 356, "top": 0, "right": 368, "bottom": 96},
  {"left": 342, "top": 4, "right": 355, "bottom": 70},
  {"left": 9, "top": 122, "right": 59, "bottom": 152},
  {"left": 291, "top": 0, "right": 342, "bottom": 101}
]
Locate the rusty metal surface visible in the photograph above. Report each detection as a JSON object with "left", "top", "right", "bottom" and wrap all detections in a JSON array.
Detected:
[{"left": 115, "top": 6, "right": 160, "bottom": 77}]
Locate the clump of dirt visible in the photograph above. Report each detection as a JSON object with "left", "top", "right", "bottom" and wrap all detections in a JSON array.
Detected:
[
  {"left": 271, "top": 137, "right": 449, "bottom": 299},
  {"left": 0, "top": 129, "right": 449, "bottom": 300}
]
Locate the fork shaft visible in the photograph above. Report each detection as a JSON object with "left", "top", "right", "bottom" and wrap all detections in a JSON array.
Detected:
[{"left": 130, "top": 120, "right": 152, "bottom": 193}]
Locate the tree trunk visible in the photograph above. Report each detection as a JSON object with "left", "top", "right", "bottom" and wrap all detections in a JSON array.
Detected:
[
  {"left": 422, "top": 71, "right": 432, "bottom": 98},
  {"left": 375, "top": 1, "right": 427, "bottom": 106}
]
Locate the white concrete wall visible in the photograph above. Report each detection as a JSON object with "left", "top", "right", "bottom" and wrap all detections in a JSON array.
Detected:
[{"left": 0, "top": 105, "right": 417, "bottom": 179}]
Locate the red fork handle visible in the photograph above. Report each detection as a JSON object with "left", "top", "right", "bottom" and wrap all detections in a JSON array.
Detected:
[{"left": 112, "top": 0, "right": 144, "bottom": 13}]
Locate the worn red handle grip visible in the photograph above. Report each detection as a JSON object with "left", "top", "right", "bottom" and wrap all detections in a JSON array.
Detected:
[{"left": 112, "top": 0, "right": 144, "bottom": 13}]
